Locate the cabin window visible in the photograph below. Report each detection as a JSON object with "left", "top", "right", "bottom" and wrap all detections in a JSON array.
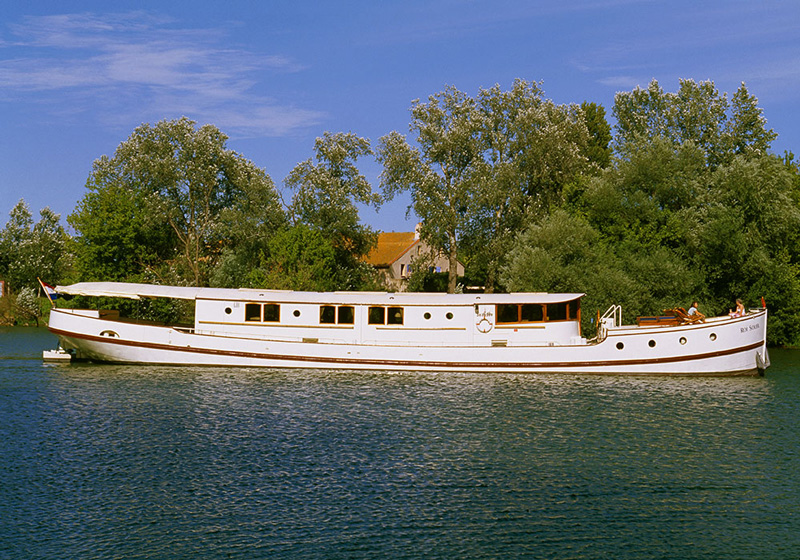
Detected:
[
  {"left": 320, "top": 305, "right": 336, "bottom": 324},
  {"left": 387, "top": 307, "right": 404, "bottom": 325},
  {"left": 320, "top": 305, "right": 355, "bottom": 325},
  {"left": 263, "top": 304, "right": 280, "bottom": 322},
  {"left": 520, "top": 304, "right": 544, "bottom": 322},
  {"left": 497, "top": 302, "right": 580, "bottom": 323},
  {"left": 547, "top": 302, "right": 568, "bottom": 321},
  {"left": 245, "top": 303, "right": 262, "bottom": 322},
  {"left": 338, "top": 306, "right": 355, "bottom": 324},
  {"left": 497, "top": 303, "right": 545, "bottom": 324},
  {"left": 497, "top": 304, "right": 519, "bottom": 323},
  {"left": 368, "top": 306, "right": 385, "bottom": 325},
  {"left": 569, "top": 300, "right": 580, "bottom": 321},
  {"left": 368, "top": 306, "right": 404, "bottom": 326}
]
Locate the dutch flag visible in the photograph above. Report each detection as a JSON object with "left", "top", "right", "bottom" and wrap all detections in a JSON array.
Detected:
[{"left": 38, "top": 279, "right": 61, "bottom": 303}]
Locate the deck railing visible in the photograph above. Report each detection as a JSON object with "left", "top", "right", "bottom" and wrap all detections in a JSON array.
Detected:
[{"left": 598, "top": 305, "right": 622, "bottom": 341}]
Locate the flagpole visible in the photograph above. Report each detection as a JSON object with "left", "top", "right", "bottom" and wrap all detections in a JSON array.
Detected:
[{"left": 37, "top": 277, "right": 56, "bottom": 307}]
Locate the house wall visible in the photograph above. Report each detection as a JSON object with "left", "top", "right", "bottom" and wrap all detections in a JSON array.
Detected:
[{"left": 381, "top": 243, "right": 464, "bottom": 291}]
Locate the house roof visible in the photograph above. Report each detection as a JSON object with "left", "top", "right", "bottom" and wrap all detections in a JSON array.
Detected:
[{"left": 363, "top": 231, "right": 419, "bottom": 267}]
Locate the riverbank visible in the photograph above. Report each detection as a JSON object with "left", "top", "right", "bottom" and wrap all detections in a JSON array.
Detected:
[{"left": 0, "top": 296, "right": 52, "bottom": 327}]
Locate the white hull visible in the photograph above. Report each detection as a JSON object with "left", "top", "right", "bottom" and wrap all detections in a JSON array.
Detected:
[{"left": 49, "top": 307, "right": 769, "bottom": 376}]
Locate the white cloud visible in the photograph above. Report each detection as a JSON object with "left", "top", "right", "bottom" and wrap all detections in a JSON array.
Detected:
[{"left": 0, "top": 11, "right": 321, "bottom": 136}]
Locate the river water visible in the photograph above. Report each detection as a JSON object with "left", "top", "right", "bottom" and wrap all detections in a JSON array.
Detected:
[{"left": 1, "top": 327, "right": 799, "bottom": 559}]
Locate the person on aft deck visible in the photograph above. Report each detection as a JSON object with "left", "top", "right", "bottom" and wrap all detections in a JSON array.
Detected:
[
  {"left": 729, "top": 299, "right": 746, "bottom": 318},
  {"left": 688, "top": 301, "right": 706, "bottom": 322}
]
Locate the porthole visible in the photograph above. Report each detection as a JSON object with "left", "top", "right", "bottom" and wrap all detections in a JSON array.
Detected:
[
  {"left": 446, "top": 312, "right": 454, "bottom": 320},
  {"left": 709, "top": 333, "right": 717, "bottom": 341},
  {"left": 424, "top": 312, "right": 431, "bottom": 320},
  {"left": 648, "top": 340, "right": 656, "bottom": 348},
  {"left": 224, "top": 307, "right": 232, "bottom": 315},
  {"left": 679, "top": 337, "right": 687, "bottom": 345},
  {"left": 293, "top": 309, "right": 301, "bottom": 318},
  {"left": 616, "top": 342, "right": 624, "bottom": 350}
]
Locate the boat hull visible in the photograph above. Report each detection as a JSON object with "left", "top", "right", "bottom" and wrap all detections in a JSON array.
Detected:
[{"left": 48, "top": 308, "right": 769, "bottom": 375}]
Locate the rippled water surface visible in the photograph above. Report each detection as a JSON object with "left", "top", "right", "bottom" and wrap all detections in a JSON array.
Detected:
[{"left": 2, "top": 327, "right": 799, "bottom": 559}]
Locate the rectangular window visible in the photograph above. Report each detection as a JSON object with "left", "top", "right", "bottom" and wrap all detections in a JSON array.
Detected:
[
  {"left": 320, "top": 305, "right": 336, "bottom": 324},
  {"left": 245, "top": 303, "right": 261, "bottom": 322},
  {"left": 568, "top": 299, "right": 580, "bottom": 321},
  {"left": 547, "top": 302, "right": 568, "bottom": 321},
  {"left": 497, "top": 304, "right": 519, "bottom": 324},
  {"left": 368, "top": 306, "right": 385, "bottom": 325},
  {"left": 520, "top": 304, "right": 544, "bottom": 322},
  {"left": 338, "top": 306, "right": 355, "bottom": 324},
  {"left": 387, "top": 307, "right": 404, "bottom": 325},
  {"left": 263, "top": 304, "right": 280, "bottom": 322}
]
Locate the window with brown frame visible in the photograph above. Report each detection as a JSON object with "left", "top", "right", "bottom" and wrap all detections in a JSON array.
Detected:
[
  {"left": 320, "top": 305, "right": 355, "bottom": 325},
  {"left": 263, "top": 304, "right": 280, "bottom": 322},
  {"left": 547, "top": 302, "right": 568, "bottom": 321},
  {"left": 497, "top": 301, "right": 580, "bottom": 323},
  {"left": 320, "top": 305, "right": 336, "bottom": 324},
  {"left": 497, "top": 303, "right": 544, "bottom": 323},
  {"left": 245, "top": 303, "right": 262, "bottom": 322},
  {"left": 368, "top": 306, "right": 404, "bottom": 325},
  {"left": 368, "top": 306, "right": 385, "bottom": 325},
  {"left": 387, "top": 307, "right": 404, "bottom": 325},
  {"left": 338, "top": 306, "right": 355, "bottom": 324}
]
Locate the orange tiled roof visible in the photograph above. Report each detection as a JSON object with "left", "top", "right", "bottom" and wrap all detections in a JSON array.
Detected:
[{"left": 364, "top": 232, "right": 419, "bottom": 267}]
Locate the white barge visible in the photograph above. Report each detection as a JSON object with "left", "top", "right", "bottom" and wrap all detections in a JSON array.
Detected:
[{"left": 46, "top": 282, "right": 769, "bottom": 375}]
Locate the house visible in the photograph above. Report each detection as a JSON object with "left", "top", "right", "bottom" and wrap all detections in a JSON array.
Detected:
[{"left": 364, "top": 224, "right": 465, "bottom": 290}]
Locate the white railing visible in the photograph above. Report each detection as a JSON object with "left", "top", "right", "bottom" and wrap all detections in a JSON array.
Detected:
[{"left": 598, "top": 304, "right": 622, "bottom": 341}]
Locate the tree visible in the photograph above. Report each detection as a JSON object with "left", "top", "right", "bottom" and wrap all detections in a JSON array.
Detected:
[
  {"left": 613, "top": 79, "right": 776, "bottom": 168},
  {"left": 210, "top": 162, "right": 287, "bottom": 287},
  {"left": 580, "top": 101, "right": 612, "bottom": 169},
  {"left": 378, "top": 86, "right": 483, "bottom": 293},
  {"left": 71, "top": 118, "right": 282, "bottom": 286},
  {"left": 0, "top": 200, "right": 70, "bottom": 292},
  {"left": 464, "top": 80, "right": 592, "bottom": 291},
  {"left": 285, "top": 132, "right": 378, "bottom": 289},
  {"left": 248, "top": 225, "right": 339, "bottom": 291},
  {"left": 501, "top": 210, "right": 702, "bottom": 335},
  {"left": 69, "top": 182, "right": 175, "bottom": 282}
]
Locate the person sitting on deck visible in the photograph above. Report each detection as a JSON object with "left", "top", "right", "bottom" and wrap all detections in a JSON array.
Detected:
[
  {"left": 729, "top": 298, "right": 746, "bottom": 318},
  {"left": 687, "top": 301, "right": 705, "bottom": 323}
]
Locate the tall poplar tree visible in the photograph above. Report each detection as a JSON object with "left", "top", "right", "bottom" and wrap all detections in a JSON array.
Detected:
[{"left": 378, "top": 86, "right": 482, "bottom": 293}]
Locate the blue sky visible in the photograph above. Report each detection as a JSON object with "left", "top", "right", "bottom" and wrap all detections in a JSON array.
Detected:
[{"left": 2, "top": 1, "right": 799, "bottom": 233}]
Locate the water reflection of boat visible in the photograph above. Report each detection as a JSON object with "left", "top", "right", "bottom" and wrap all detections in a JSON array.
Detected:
[{"left": 46, "top": 282, "right": 769, "bottom": 376}]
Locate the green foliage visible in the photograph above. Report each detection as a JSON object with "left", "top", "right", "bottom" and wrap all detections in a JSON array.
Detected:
[
  {"left": 613, "top": 79, "right": 776, "bottom": 168},
  {"left": 14, "top": 287, "right": 42, "bottom": 325},
  {"left": 285, "top": 131, "right": 378, "bottom": 284},
  {"left": 247, "top": 225, "right": 339, "bottom": 291},
  {"left": 580, "top": 102, "right": 612, "bottom": 169},
  {"left": 378, "top": 86, "right": 482, "bottom": 293},
  {"left": 0, "top": 200, "right": 71, "bottom": 292},
  {"left": 380, "top": 81, "right": 592, "bottom": 293},
  {"left": 70, "top": 117, "right": 283, "bottom": 286},
  {"left": 501, "top": 210, "right": 702, "bottom": 336},
  {"left": 465, "top": 80, "right": 592, "bottom": 291},
  {"left": 69, "top": 182, "right": 175, "bottom": 282}
]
